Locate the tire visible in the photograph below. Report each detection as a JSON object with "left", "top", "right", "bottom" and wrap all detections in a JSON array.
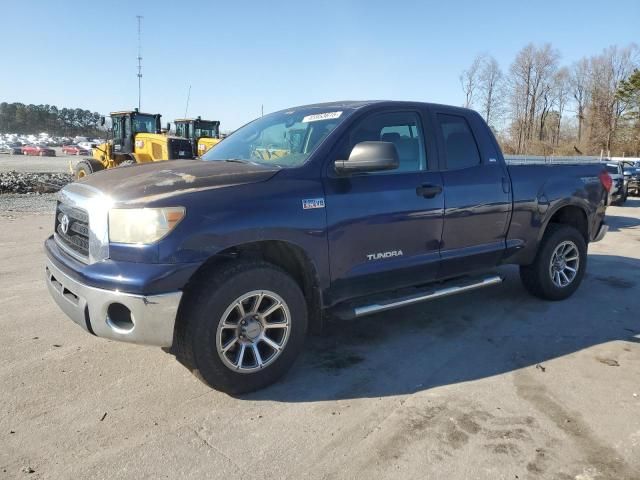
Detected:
[
  {"left": 520, "top": 224, "right": 587, "bottom": 301},
  {"left": 74, "top": 159, "right": 104, "bottom": 180},
  {"left": 174, "top": 261, "right": 308, "bottom": 394}
]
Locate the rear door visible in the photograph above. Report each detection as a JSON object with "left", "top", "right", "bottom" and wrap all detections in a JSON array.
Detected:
[
  {"left": 323, "top": 108, "right": 444, "bottom": 304},
  {"left": 433, "top": 109, "right": 512, "bottom": 278}
]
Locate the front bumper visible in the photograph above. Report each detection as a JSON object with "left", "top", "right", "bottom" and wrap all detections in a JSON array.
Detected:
[{"left": 45, "top": 256, "right": 182, "bottom": 347}]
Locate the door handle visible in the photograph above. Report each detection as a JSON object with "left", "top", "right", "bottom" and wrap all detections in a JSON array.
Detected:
[
  {"left": 416, "top": 184, "right": 442, "bottom": 198},
  {"left": 501, "top": 176, "right": 511, "bottom": 194}
]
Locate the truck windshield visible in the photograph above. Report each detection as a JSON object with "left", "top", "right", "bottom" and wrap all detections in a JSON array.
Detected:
[
  {"left": 133, "top": 114, "right": 158, "bottom": 134},
  {"left": 195, "top": 122, "right": 219, "bottom": 138},
  {"left": 201, "top": 108, "right": 349, "bottom": 167}
]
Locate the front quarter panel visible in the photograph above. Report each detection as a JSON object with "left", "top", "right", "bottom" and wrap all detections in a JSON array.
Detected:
[{"left": 155, "top": 172, "right": 330, "bottom": 288}]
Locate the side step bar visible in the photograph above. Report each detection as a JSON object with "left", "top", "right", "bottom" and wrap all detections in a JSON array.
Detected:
[{"left": 334, "top": 274, "right": 503, "bottom": 320}]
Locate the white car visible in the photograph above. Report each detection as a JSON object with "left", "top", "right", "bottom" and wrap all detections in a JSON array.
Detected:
[{"left": 77, "top": 141, "right": 97, "bottom": 152}]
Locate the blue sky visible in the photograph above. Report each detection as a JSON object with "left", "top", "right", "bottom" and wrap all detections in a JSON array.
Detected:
[{"left": 1, "top": 0, "right": 638, "bottom": 130}]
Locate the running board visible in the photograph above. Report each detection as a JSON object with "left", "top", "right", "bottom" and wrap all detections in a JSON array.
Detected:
[{"left": 333, "top": 274, "right": 503, "bottom": 320}]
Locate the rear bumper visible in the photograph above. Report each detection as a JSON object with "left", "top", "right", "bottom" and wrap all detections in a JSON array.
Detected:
[
  {"left": 592, "top": 222, "right": 608, "bottom": 243},
  {"left": 45, "top": 255, "right": 181, "bottom": 347}
]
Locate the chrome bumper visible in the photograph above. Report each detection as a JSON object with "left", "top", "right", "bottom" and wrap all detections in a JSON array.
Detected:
[
  {"left": 592, "top": 223, "right": 608, "bottom": 243},
  {"left": 45, "top": 258, "right": 182, "bottom": 347}
]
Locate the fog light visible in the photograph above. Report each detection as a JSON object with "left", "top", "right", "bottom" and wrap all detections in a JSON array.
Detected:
[{"left": 107, "top": 303, "right": 134, "bottom": 333}]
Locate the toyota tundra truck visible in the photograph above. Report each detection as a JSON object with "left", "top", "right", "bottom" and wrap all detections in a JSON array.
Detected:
[{"left": 45, "top": 101, "right": 611, "bottom": 393}]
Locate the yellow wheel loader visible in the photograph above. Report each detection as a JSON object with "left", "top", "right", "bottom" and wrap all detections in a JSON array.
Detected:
[
  {"left": 174, "top": 117, "right": 221, "bottom": 157},
  {"left": 73, "top": 109, "right": 194, "bottom": 180}
]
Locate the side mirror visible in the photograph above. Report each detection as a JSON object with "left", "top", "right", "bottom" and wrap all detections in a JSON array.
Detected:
[
  {"left": 334, "top": 141, "right": 399, "bottom": 174},
  {"left": 100, "top": 116, "right": 105, "bottom": 126},
  {"left": 166, "top": 123, "right": 171, "bottom": 132}
]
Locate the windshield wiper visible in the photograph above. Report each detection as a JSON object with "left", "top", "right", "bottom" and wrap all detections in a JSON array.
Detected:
[{"left": 223, "top": 158, "right": 251, "bottom": 164}]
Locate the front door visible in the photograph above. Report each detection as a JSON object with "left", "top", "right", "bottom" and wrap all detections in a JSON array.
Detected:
[{"left": 323, "top": 110, "right": 444, "bottom": 305}]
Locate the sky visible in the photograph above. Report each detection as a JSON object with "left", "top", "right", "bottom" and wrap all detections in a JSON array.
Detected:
[{"left": 0, "top": 0, "right": 638, "bottom": 130}]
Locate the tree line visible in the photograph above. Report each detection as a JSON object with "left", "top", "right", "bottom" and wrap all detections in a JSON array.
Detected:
[
  {"left": 460, "top": 43, "right": 640, "bottom": 156},
  {"left": 0, "top": 102, "right": 104, "bottom": 137}
]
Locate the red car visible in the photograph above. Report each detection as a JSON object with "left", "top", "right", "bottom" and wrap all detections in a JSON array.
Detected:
[
  {"left": 61, "top": 145, "right": 90, "bottom": 156},
  {"left": 22, "top": 145, "right": 56, "bottom": 157}
]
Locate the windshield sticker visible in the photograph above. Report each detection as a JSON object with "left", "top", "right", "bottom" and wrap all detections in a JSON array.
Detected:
[{"left": 302, "top": 111, "right": 342, "bottom": 123}]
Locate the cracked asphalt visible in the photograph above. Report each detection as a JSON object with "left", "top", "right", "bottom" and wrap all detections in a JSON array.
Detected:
[{"left": 1, "top": 199, "right": 639, "bottom": 479}]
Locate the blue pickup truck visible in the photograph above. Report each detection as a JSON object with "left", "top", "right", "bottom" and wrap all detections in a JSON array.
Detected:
[{"left": 45, "top": 101, "right": 611, "bottom": 393}]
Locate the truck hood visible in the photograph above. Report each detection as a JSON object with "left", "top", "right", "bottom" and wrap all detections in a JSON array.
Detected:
[{"left": 74, "top": 159, "right": 280, "bottom": 205}]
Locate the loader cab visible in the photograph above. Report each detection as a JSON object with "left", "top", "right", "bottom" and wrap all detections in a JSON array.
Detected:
[
  {"left": 111, "top": 110, "right": 162, "bottom": 155},
  {"left": 174, "top": 117, "right": 220, "bottom": 156}
]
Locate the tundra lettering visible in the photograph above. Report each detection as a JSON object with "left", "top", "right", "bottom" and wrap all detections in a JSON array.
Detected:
[
  {"left": 367, "top": 250, "right": 404, "bottom": 261},
  {"left": 44, "top": 101, "right": 610, "bottom": 394}
]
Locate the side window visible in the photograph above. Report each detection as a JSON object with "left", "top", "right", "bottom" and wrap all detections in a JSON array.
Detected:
[
  {"left": 437, "top": 114, "right": 481, "bottom": 169},
  {"left": 346, "top": 111, "right": 426, "bottom": 172}
]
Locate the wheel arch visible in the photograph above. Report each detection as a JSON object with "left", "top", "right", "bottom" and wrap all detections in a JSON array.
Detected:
[
  {"left": 180, "top": 240, "right": 324, "bottom": 335},
  {"left": 539, "top": 203, "right": 589, "bottom": 245}
]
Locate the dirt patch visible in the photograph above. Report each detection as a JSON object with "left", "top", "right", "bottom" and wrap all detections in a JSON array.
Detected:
[
  {"left": 596, "top": 276, "right": 636, "bottom": 289},
  {"left": 596, "top": 357, "right": 620, "bottom": 367}
]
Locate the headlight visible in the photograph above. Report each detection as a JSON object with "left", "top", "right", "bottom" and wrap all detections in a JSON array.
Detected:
[{"left": 109, "top": 207, "right": 185, "bottom": 244}]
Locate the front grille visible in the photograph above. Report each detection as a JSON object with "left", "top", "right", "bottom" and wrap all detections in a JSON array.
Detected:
[
  {"left": 168, "top": 138, "right": 194, "bottom": 159},
  {"left": 55, "top": 201, "right": 89, "bottom": 260}
]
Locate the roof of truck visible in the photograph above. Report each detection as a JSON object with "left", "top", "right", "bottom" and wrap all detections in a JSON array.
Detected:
[{"left": 280, "top": 100, "right": 473, "bottom": 114}]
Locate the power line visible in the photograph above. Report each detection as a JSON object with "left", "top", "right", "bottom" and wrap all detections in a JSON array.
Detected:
[{"left": 136, "top": 15, "right": 143, "bottom": 110}]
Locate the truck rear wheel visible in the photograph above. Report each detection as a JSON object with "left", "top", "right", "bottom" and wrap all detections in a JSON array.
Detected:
[
  {"left": 519, "top": 224, "right": 587, "bottom": 301},
  {"left": 174, "top": 261, "right": 308, "bottom": 394},
  {"left": 74, "top": 159, "right": 104, "bottom": 180}
]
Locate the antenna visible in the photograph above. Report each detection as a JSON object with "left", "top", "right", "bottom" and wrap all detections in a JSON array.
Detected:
[
  {"left": 136, "top": 15, "right": 143, "bottom": 110},
  {"left": 184, "top": 85, "right": 192, "bottom": 118}
]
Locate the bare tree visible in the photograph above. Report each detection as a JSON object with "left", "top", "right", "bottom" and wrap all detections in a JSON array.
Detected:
[
  {"left": 478, "top": 56, "right": 503, "bottom": 127},
  {"left": 460, "top": 55, "right": 484, "bottom": 108},
  {"left": 508, "top": 44, "right": 535, "bottom": 153},
  {"left": 588, "top": 44, "right": 639, "bottom": 152},
  {"left": 570, "top": 58, "right": 590, "bottom": 143},
  {"left": 554, "top": 68, "right": 571, "bottom": 145},
  {"left": 508, "top": 44, "right": 558, "bottom": 153}
]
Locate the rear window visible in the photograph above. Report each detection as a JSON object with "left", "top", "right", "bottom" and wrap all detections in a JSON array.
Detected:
[{"left": 437, "top": 114, "right": 481, "bottom": 169}]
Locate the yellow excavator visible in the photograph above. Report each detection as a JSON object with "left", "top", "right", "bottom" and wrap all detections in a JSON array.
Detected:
[
  {"left": 174, "top": 117, "right": 221, "bottom": 157},
  {"left": 73, "top": 109, "right": 194, "bottom": 179}
]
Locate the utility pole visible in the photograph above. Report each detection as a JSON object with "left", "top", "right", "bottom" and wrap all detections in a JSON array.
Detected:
[
  {"left": 261, "top": 104, "right": 264, "bottom": 117},
  {"left": 184, "top": 85, "right": 192, "bottom": 118},
  {"left": 136, "top": 15, "right": 143, "bottom": 110}
]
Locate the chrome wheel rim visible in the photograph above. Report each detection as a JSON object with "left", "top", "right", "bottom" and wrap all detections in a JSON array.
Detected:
[
  {"left": 216, "top": 290, "right": 291, "bottom": 373},
  {"left": 549, "top": 241, "right": 579, "bottom": 288}
]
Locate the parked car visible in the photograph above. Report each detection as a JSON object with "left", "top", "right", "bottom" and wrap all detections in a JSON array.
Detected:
[
  {"left": 45, "top": 100, "right": 610, "bottom": 394},
  {"left": 77, "top": 141, "right": 97, "bottom": 152},
  {"left": 22, "top": 145, "right": 56, "bottom": 157},
  {"left": 602, "top": 162, "right": 626, "bottom": 205},
  {"left": 622, "top": 161, "right": 640, "bottom": 197},
  {"left": 61, "top": 145, "right": 90, "bottom": 156},
  {"left": 0, "top": 142, "right": 24, "bottom": 155}
]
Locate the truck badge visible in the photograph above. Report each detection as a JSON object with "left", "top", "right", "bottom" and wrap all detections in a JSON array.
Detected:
[
  {"left": 302, "top": 198, "right": 325, "bottom": 210},
  {"left": 60, "top": 214, "right": 70, "bottom": 234},
  {"left": 367, "top": 250, "right": 403, "bottom": 261}
]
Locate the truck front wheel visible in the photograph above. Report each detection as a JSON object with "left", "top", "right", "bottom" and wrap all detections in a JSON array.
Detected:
[
  {"left": 519, "top": 224, "right": 587, "bottom": 301},
  {"left": 174, "top": 261, "right": 308, "bottom": 394}
]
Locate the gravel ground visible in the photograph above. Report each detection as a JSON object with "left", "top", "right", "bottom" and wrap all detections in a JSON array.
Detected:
[
  {"left": 0, "top": 198, "right": 639, "bottom": 479},
  {"left": 0, "top": 149, "right": 79, "bottom": 173},
  {"left": 0, "top": 193, "right": 58, "bottom": 216}
]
